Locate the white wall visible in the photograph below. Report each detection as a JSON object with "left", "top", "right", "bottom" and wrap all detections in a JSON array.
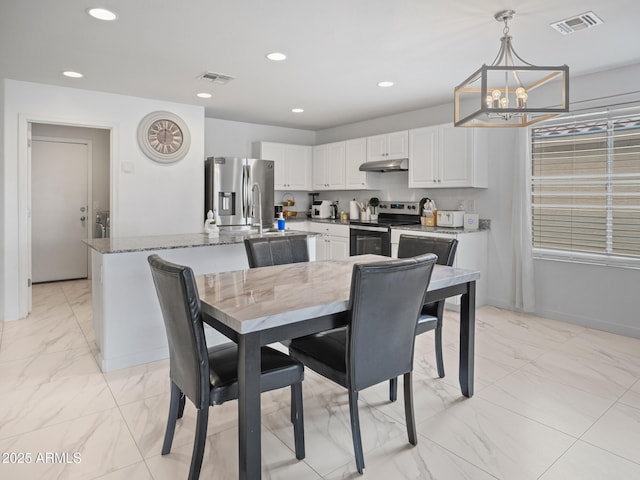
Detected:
[
  {"left": 0, "top": 80, "right": 5, "bottom": 319},
  {"left": 205, "top": 117, "right": 315, "bottom": 158},
  {"left": 1, "top": 79, "right": 205, "bottom": 321}
]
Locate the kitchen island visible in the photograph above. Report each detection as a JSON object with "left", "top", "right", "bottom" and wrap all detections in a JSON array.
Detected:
[{"left": 84, "top": 231, "right": 317, "bottom": 372}]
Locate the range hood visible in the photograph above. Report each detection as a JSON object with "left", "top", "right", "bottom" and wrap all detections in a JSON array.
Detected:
[{"left": 359, "top": 158, "right": 408, "bottom": 172}]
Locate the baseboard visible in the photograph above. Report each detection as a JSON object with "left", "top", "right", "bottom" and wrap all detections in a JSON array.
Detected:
[{"left": 533, "top": 307, "right": 640, "bottom": 339}]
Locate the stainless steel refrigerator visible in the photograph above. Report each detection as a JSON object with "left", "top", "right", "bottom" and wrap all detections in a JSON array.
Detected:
[{"left": 204, "top": 157, "right": 274, "bottom": 229}]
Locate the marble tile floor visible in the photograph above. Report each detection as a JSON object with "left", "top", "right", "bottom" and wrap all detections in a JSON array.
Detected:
[{"left": 1, "top": 279, "right": 640, "bottom": 479}]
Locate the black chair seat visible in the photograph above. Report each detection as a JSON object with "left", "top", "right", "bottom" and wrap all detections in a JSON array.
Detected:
[
  {"left": 208, "top": 343, "right": 304, "bottom": 406},
  {"left": 415, "top": 313, "right": 438, "bottom": 335},
  {"left": 289, "top": 329, "right": 348, "bottom": 387}
]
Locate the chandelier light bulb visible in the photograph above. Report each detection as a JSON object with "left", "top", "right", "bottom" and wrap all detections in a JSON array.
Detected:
[
  {"left": 517, "top": 91, "right": 528, "bottom": 108},
  {"left": 515, "top": 87, "right": 526, "bottom": 96},
  {"left": 500, "top": 96, "right": 509, "bottom": 108}
]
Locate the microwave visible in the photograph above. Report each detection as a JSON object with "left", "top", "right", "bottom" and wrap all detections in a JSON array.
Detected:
[{"left": 437, "top": 211, "right": 465, "bottom": 227}]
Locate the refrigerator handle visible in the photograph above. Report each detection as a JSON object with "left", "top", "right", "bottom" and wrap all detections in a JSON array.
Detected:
[{"left": 243, "top": 164, "right": 251, "bottom": 219}]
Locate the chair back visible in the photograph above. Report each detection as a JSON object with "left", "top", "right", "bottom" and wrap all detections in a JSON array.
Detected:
[
  {"left": 148, "top": 254, "right": 210, "bottom": 409},
  {"left": 244, "top": 235, "right": 309, "bottom": 268},
  {"left": 398, "top": 234, "right": 458, "bottom": 266},
  {"left": 347, "top": 254, "right": 437, "bottom": 391}
]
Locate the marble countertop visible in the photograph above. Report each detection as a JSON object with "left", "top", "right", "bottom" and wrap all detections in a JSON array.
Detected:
[
  {"left": 389, "top": 223, "right": 490, "bottom": 235},
  {"left": 309, "top": 218, "right": 489, "bottom": 234},
  {"left": 83, "top": 229, "right": 317, "bottom": 254},
  {"left": 197, "top": 255, "right": 480, "bottom": 334}
]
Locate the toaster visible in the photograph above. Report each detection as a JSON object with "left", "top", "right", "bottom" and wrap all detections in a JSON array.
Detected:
[{"left": 436, "top": 210, "right": 465, "bottom": 227}]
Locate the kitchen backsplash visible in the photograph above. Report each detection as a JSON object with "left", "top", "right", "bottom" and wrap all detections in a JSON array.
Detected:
[{"left": 275, "top": 171, "right": 489, "bottom": 219}]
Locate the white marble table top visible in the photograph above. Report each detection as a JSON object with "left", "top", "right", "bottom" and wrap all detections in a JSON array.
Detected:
[{"left": 197, "top": 255, "right": 480, "bottom": 335}]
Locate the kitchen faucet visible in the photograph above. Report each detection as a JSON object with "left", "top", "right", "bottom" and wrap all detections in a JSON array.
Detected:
[{"left": 251, "top": 182, "right": 262, "bottom": 234}]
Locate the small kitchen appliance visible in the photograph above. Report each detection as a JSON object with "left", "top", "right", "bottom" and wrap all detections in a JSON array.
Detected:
[
  {"left": 436, "top": 211, "right": 465, "bottom": 227},
  {"left": 311, "top": 200, "right": 333, "bottom": 219},
  {"left": 463, "top": 213, "right": 479, "bottom": 231}
]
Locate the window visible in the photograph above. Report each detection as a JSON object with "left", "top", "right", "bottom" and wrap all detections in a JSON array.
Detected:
[{"left": 531, "top": 112, "right": 640, "bottom": 266}]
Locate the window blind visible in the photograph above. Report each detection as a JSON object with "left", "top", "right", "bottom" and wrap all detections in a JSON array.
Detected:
[{"left": 531, "top": 114, "right": 640, "bottom": 263}]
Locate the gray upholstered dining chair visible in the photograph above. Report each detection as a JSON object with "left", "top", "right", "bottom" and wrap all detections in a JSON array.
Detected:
[
  {"left": 148, "top": 254, "right": 305, "bottom": 480},
  {"left": 288, "top": 254, "right": 437, "bottom": 474},
  {"left": 243, "top": 235, "right": 309, "bottom": 268},
  {"left": 387, "top": 234, "right": 459, "bottom": 400}
]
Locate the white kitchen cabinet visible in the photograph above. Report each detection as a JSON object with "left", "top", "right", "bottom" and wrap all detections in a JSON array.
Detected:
[
  {"left": 297, "top": 222, "right": 350, "bottom": 260},
  {"left": 312, "top": 142, "right": 346, "bottom": 190},
  {"left": 253, "top": 142, "right": 312, "bottom": 190},
  {"left": 315, "top": 235, "right": 349, "bottom": 261},
  {"left": 367, "top": 130, "right": 408, "bottom": 162},
  {"left": 390, "top": 228, "right": 488, "bottom": 308},
  {"left": 314, "top": 137, "right": 370, "bottom": 191},
  {"left": 345, "top": 137, "right": 368, "bottom": 190},
  {"left": 408, "top": 124, "right": 488, "bottom": 188}
]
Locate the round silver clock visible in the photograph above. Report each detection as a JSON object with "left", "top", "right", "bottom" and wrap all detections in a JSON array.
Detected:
[{"left": 137, "top": 111, "right": 191, "bottom": 163}]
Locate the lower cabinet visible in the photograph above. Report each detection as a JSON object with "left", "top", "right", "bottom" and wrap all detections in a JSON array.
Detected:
[
  {"left": 295, "top": 221, "right": 350, "bottom": 260},
  {"left": 390, "top": 228, "right": 488, "bottom": 308},
  {"left": 316, "top": 235, "right": 349, "bottom": 261}
]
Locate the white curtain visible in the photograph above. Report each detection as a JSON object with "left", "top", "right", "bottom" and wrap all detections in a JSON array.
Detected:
[{"left": 511, "top": 128, "right": 535, "bottom": 312}]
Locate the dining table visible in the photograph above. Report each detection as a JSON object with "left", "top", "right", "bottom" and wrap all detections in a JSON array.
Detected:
[{"left": 196, "top": 254, "right": 479, "bottom": 480}]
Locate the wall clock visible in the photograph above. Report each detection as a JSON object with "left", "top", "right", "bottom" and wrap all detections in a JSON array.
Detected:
[{"left": 137, "top": 111, "right": 191, "bottom": 163}]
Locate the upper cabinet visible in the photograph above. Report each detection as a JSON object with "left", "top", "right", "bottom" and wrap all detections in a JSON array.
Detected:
[
  {"left": 366, "top": 130, "right": 408, "bottom": 162},
  {"left": 312, "top": 142, "right": 346, "bottom": 190},
  {"left": 253, "top": 142, "right": 312, "bottom": 190},
  {"left": 344, "top": 137, "right": 368, "bottom": 189},
  {"left": 312, "top": 137, "right": 369, "bottom": 191},
  {"left": 408, "top": 124, "right": 488, "bottom": 188}
]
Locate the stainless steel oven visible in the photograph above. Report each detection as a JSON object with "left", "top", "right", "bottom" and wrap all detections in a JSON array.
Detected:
[
  {"left": 349, "top": 200, "right": 421, "bottom": 257},
  {"left": 349, "top": 224, "right": 390, "bottom": 256}
]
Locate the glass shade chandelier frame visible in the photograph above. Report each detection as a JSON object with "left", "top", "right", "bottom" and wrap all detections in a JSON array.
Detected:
[{"left": 454, "top": 10, "right": 569, "bottom": 127}]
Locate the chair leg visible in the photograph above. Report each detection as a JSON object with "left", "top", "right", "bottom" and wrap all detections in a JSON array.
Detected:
[
  {"left": 435, "top": 324, "right": 445, "bottom": 378},
  {"left": 389, "top": 377, "right": 398, "bottom": 402},
  {"left": 348, "top": 389, "right": 365, "bottom": 474},
  {"left": 291, "top": 382, "right": 305, "bottom": 460},
  {"left": 177, "top": 391, "right": 186, "bottom": 419},
  {"left": 188, "top": 407, "right": 209, "bottom": 480},
  {"left": 162, "top": 381, "right": 182, "bottom": 455},
  {"left": 403, "top": 372, "right": 417, "bottom": 446}
]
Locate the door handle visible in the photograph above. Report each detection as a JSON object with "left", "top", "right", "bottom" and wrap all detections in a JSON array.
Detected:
[{"left": 80, "top": 216, "right": 86, "bottom": 222}]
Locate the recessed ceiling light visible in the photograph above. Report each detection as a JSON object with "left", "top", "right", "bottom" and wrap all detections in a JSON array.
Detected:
[
  {"left": 86, "top": 7, "right": 118, "bottom": 21},
  {"left": 377, "top": 81, "right": 394, "bottom": 88},
  {"left": 291, "top": 108, "right": 304, "bottom": 113},
  {"left": 63, "top": 71, "right": 83, "bottom": 78},
  {"left": 197, "top": 92, "right": 212, "bottom": 98},
  {"left": 266, "top": 52, "right": 287, "bottom": 61}
]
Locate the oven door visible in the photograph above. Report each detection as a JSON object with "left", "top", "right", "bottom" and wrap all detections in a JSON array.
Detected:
[{"left": 349, "top": 225, "right": 390, "bottom": 257}]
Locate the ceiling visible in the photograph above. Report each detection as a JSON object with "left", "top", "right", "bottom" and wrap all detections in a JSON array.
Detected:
[{"left": 1, "top": 1, "right": 639, "bottom": 130}]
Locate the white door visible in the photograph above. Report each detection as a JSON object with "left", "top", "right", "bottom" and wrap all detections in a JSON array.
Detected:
[{"left": 31, "top": 138, "right": 89, "bottom": 282}]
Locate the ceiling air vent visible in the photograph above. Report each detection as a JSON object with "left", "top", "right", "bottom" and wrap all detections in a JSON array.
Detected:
[
  {"left": 198, "top": 72, "right": 235, "bottom": 85},
  {"left": 550, "top": 11, "right": 604, "bottom": 35}
]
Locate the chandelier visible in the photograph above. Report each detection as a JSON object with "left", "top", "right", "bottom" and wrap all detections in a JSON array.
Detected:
[{"left": 454, "top": 10, "right": 569, "bottom": 127}]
